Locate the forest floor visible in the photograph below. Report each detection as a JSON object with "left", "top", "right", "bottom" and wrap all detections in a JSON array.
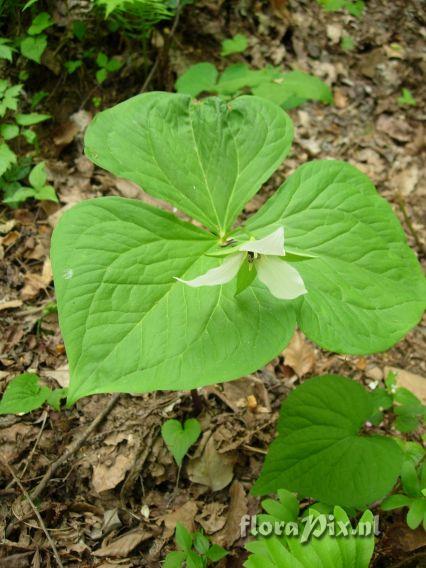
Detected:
[{"left": 0, "top": 0, "right": 425, "bottom": 566}]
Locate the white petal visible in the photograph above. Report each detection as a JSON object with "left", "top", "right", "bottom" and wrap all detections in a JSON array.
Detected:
[
  {"left": 239, "top": 227, "right": 285, "bottom": 256},
  {"left": 256, "top": 256, "right": 307, "bottom": 300},
  {"left": 175, "top": 253, "right": 244, "bottom": 287}
]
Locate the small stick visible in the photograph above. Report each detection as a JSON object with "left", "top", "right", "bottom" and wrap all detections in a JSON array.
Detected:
[
  {"left": 30, "top": 393, "right": 120, "bottom": 501},
  {"left": 140, "top": 0, "right": 182, "bottom": 93},
  {"left": 190, "top": 388, "right": 203, "bottom": 415},
  {"left": 7, "top": 411, "right": 48, "bottom": 489},
  {"left": 2, "top": 459, "right": 64, "bottom": 568}
]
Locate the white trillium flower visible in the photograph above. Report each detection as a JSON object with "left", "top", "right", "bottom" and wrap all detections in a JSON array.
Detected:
[{"left": 175, "top": 227, "right": 307, "bottom": 300}]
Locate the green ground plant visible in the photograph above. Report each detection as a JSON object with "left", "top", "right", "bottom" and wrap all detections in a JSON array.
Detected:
[{"left": 164, "top": 523, "right": 227, "bottom": 568}]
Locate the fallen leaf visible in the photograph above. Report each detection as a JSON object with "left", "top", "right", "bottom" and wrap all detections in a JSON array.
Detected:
[
  {"left": 187, "top": 435, "right": 235, "bottom": 491},
  {"left": 93, "top": 527, "right": 152, "bottom": 557},
  {"left": 20, "top": 258, "right": 52, "bottom": 301},
  {"left": 376, "top": 114, "right": 411, "bottom": 142},
  {"left": 40, "top": 364, "right": 70, "bottom": 388},
  {"left": 163, "top": 501, "right": 198, "bottom": 538},
  {"left": 282, "top": 331, "right": 316, "bottom": 377},
  {"left": 214, "top": 481, "right": 248, "bottom": 547},
  {"left": 196, "top": 502, "right": 227, "bottom": 534},
  {"left": 0, "top": 300, "right": 23, "bottom": 311},
  {"left": 92, "top": 453, "right": 135, "bottom": 493},
  {"left": 385, "top": 366, "right": 426, "bottom": 404}
]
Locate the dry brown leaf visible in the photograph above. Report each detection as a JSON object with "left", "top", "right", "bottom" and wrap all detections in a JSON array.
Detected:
[
  {"left": 385, "top": 366, "right": 426, "bottom": 404},
  {"left": 92, "top": 454, "right": 134, "bottom": 493},
  {"left": 40, "top": 364, "right": 70, "bottom": 388},
  {"left": 214, "top": 481, "right": 248, "bottom": 548},
  {"left": 93, "top": 528, "right": 152, "bottom": 558},
  {"left": 163, "top": 501, "right": 198, "bottom": 538},
  {"left": 0, "top": 300, "right": 23, "bottom": 311},
  {"left": 196, "top": 502, "right": 226, "bottom": 534},
  {"left": 282, "top": 331, "right": 316, "bottom": 377},
  {"left": 187, "top": 436, "right": 234, "bottom": 491},
  {"left": 20, "top": 258, "right": 52, "bottom": 301}
]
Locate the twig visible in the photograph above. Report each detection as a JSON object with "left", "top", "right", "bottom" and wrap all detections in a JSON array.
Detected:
[
  {"left": 2, "top": 459, "right": 64, "bottom": 568},
  {"left": 30, "top": 393, "right": 121, "bottom": 501},
  {"left": 140, "top": 0, "right": 182, "bottom": 93},
  {"left": 6, "top": 411, "right": 48, "bottom": 490}
]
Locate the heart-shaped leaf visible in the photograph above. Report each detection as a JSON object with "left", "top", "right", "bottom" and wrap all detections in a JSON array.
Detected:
[
  {"left": 161, "top": 419, "right": 201, "bottom": 466},
  {"left": 252, "top": 375, "right": 403, "bottom": 508},
  {"left": 0, "top": 373, "right": 50, "bottom": 414},
  {"left": 84, "top": 92, "right": 293, "bottom": 235},
  {"left": 245, "top": 160, "right": 426, "bottom": 353},
  {"left": 51, "top": 197, "right": 296, "bottom": 404}
]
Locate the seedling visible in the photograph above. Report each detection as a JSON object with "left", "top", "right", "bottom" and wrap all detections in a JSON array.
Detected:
[
  {"left": 2, "top": 161, "right": 58, "bottom": 207},
  {"left": 397, "top": 88, "right": 416, "bottom": 107},
  {"left": 370, "top": 371, "right": 425, "bottom": 433},
  {"left": 382, "top": 455, "right": 426, "bottom": 530},
  {"left": 95, "top": 52, "right": 123, "bottom": 84},
  {"left": 175, "top": 62, "right": 333, "bottom": 110},
  {"left": 252, "top": 375, "right": 403, "bottom": 508},
  {"left": 64, "top": 60, "right": 83, "bottom": 74},
  {"left": 0, "top": 373, "right": 67, "bottom": 414},
  {"left": 317, "top": 0, "right": 365, "bottom": 17},
  {"left": 164, "top": 523, "right": 227, "bottom": 568},
  {"left": 0, "top": 38, "right": 14, "bottom": 61},
  {"left": 221, "top": 33, "right": 248, "bottom": 56},
  {"left": 341, "top": 35, "right": 355, "bottom": 51},
  {"left": 161, "top": 418, "right": 201, "bottom": 467},
  {"left": 47, "top": 92, "right": 424, "bottom": 406},
  {"left": 20, "top": 11, "right": 53, "bottom": 63},
  {"left": 0, "top": 80, "right": 49, "bottom": 178}
]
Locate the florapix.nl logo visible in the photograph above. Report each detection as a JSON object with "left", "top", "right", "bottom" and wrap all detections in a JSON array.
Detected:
[{"left": 240, "top": 512, "right": 380, "bottom": 544}]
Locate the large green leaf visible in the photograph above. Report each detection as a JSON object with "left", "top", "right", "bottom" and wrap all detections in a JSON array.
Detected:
[
  {"left": 84, "top": 92, "right": 293, "bottom": 235},
  {"left": 51, "top": 197, "right": 296, "bottom": 404},
  {"left": 252, "top": 375, "right": 403, "bottom": 507},
  {"left": 244, "top": 160, "right": 425, "bottom": 354}
]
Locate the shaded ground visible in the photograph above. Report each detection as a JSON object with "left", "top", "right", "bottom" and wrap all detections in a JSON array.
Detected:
[{"left": 0, "top": 0, "right": 425, "bottom": 566}]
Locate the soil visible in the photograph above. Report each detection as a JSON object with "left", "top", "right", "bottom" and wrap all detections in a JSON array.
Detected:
[{"left": 0, "top": 0, "right": 425, "bottom": 566}]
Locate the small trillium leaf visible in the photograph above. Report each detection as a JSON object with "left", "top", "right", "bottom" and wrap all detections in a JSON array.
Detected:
[
  {"left": 246, "top": 160, "right": 426, "bottom": 354},
  {"left": 176, "top": 252, "right": 244, "bottom": 287},
  {"left": 161, "top": 418, "right": 201, "bottom": 467},
  {"left": 175, "top": 62, "right": 218, "bottom": 97},
  {"left": 239, "top": 226, "right": 284, "bottom": 256},
  {"left": 0, "top": 373, "right": 50, "bottom": 414},
  {"left": 256, "top": 256, "right": 307, "bottom": 300},
  {"left": 51, "top": 197, "right": 296, "bottom": 404},
  {"left": 252, "top": 375, "right": 403, "bottom": 507},
  {"left": 84, "top": 93, "right": 293, "bottom": 233}
]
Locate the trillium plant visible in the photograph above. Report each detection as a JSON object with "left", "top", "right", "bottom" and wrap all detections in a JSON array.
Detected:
[
  {"left": 50, "top": 92, "right": 425, "bottom": 405},
  {"left": 176, "top": 227, "right": 307, "bottom": 300}
]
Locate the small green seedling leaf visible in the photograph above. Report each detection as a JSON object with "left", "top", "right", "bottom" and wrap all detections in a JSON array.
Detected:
[
  {"left": 28, "top": 12, "right": 53, "bottom": 35},
  {"left": 175, "top": 522, "right": 193, "bottom": 552},
  {"left": 398, "top": 88, "right": 416, "bottom": 107},
  {"left": 15, "top": 113, "right": 50, "bottom": 126},
  {"left": 46, "top": 388, "right": 68, "bottom": 411},
  {"left": 29, "top": 161, "right": 47, "bottom": 188},
  {"left": 72, "top": 20, "right": 86, "bottom": 41},
  {"left": 253, "top": 375, "right": 403, "bottom": 507},
  {"left": 206, "top": 544, "right": 228, "bottom": 562},
  {"left": 341, "top": 35, "right": 355, "bottom": 51},
  {"left": 0, "top": 142, "right": 17, "bottom": 176},
  {"left": 221, "top": 33, "right": 248, "bottom": 56},
  {"left": 64, "top": 60, "right": 82, "bottom": 74},
  {"left": 20, "top": 35, "right": 47, "bottom": 63},
  {"left": 161, "top": 418, "right": 201, "bottom": 466},
  {"left": 0, "top": 123, "right": 20, "bottom": 140},
  {"left": 163, "top": 551, "right": 187, "bottom": 568},
  {"left": 0, "top": 373, "right": 50, "bottom": 414},
  {"left": 175, "top": 62, "right": 218, "bottom": 97},
  {"left": 0, "top": 38, "right": 14, "bottom": 62}
]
